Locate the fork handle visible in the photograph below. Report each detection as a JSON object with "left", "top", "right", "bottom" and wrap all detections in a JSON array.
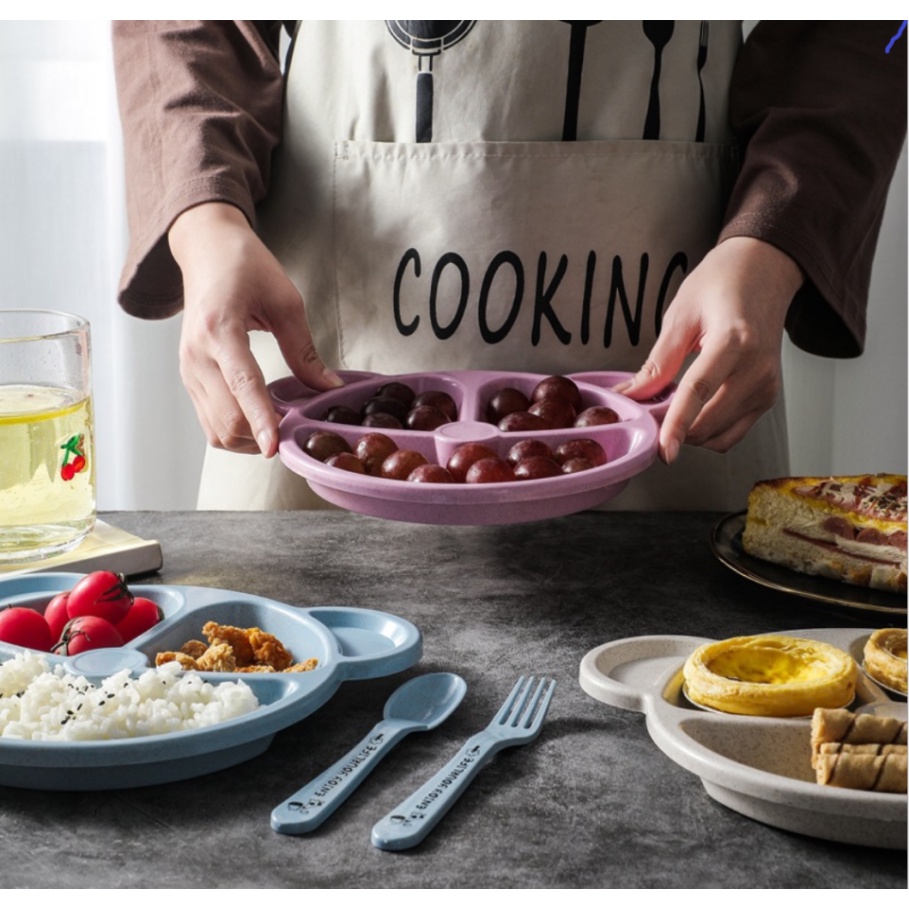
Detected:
[
  {"left": 272, "top": 718, "right": 413, "bottom": 835},
  {"left": 371, "top": 731, "right": 501, "bottom": 850}
]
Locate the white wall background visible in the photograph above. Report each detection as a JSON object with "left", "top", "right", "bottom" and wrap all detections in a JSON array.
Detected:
[
  {"left": 0, "top": 21, "right": 205, "bottom": 511},
  {"left": 1, "top": 21, "right": 906, "bottom": 512},
  {"left": 783, "top": 141, "right": 908, "bottom": 478}
]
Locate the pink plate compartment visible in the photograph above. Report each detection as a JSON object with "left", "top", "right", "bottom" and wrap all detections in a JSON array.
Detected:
[{"left": 272, "top": 370, "right": 670, "bottom": 525}]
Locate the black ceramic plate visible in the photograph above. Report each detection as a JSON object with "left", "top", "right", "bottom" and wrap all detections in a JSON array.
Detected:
[{"left": 711, "top": 512, "right": 907, "bottom": 617}]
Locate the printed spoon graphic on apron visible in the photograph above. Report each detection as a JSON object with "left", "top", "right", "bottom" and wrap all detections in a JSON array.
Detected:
[
  {"left": 642, "top": 21, "right": 675, "bottom": 140},
  {"left": 386, "top": 20, "right": 476, "bottom": 142},
  {"left": 560, "top": 21, "right": 602, "bottom": 141}
]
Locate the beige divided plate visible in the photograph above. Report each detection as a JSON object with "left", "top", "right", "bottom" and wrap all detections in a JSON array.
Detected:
[
  {"left": 579, "top": 628, "right": 907, "bottom": 850},
  {"left": 711, "top": 512, "right": 907, "bottom": 616}
]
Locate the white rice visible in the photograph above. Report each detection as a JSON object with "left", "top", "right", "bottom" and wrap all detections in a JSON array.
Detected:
[{"left": 0, "top": 651, "right": 259, "bottom": 741}]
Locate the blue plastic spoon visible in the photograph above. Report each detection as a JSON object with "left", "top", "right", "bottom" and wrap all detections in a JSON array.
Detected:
[{"left": 271, "top": 672, "right": 467, "bottom": 835}]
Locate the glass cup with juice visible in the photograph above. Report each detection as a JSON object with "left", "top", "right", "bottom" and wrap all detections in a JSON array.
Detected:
[{"left": 0, "top": 310, "right": 96, "bottom": 561}]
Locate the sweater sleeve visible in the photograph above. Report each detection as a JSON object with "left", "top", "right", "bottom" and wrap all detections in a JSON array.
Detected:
[
  {"left": 112, "top": 20, "right": 286, "bottom": 319},
  {"left": 719, "top": 20, "right": 907, "bottom": 357}
]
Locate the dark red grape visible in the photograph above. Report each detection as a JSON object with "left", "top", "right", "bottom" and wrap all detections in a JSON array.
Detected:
[
  {"left": 362, "top": 411, "right": 403, "bottom": 430},
  {"left": 465, "top": 458, "right": 515, "bottom": 484},
  {"left": 486, "top": 387, "right": 530, "bottom": 424},
  {"left": 528, "top": 398, "right": 576, "bottom": 429},
  {"left": 505, "top": 438, "right": 554, "bottom": 466},
  {"left": 498, "top": 411, "right": 550, "bottom": 433},
  {"left": 376, "top": 381, "right": 416, "bottom": 408},
  {"left": 446, "top": 442, "right": 498, "bottom": 482},
  {"left": 531, "top": 375, "right": 582, "bottom": 409},
  {"left": 406, "top": 405, "right": 451, "bottom": 431},
  {"left": 362, "top": 395, "right": 409, "bottom": 422},
  {"left": 513, "top": 456, "right": 562, "bottom": 480},
  {"left": 407, "top": 464, "right": 455, "bottom": 483},
  {"left": 380, "top": 449, "right": 429, "bottom": 480},
  {"left": 561, "top": 457, "right": 595, "bottom": 474},
  {"left": 304, "top": 430, "right": 352, "bottom": 462},
  {"left": 574, "top": 406, "right": 620, "bottom": 427},
  {"left": 322, "top": 404, "right": 361, "bottom": 425},
  {"left": 355, "top": 433, "right": 398, "bottom": 476},
  {"left": 412, "top": 390, "right": 458, "bottom": 421},
  {"left": 554, "top": 438, "right": 607, "bottom": 467},
  {"left": 326, "top": 452, "right": 366, "bottom": 473}
]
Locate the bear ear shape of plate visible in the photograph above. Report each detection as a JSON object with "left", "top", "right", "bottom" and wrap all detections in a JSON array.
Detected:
[
  {"left": 273, "top": 369, "right": 666, "bottom": 525},
  {"left": 0, "top": 575, "right": 422, "bottom": 791}
]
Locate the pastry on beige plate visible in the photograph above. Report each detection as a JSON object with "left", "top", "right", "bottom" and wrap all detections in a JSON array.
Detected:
[
  {"left": 683, "top": 634, "right": 857, "bottom": 717},
  {"left": 811, "top": 706, "right": 907, "bottom": 793},
  {"left": 863, "top": 627, "right": 908, "bottom": 694}
]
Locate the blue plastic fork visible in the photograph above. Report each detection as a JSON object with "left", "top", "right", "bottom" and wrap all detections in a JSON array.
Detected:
[{"left": 371, "top": 675, "right": 556, "bottom": 851}]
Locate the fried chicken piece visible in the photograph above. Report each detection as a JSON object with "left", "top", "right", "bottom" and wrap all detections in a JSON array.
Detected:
[
  {"left": 202, "top": 621, "right": 296, "bottom": 670},
  {"left": 202, "top": 621, "right": 257, "bottom": 665},
  {"left": 179, "top": 640, "right": 208, "bottom": 660},
  {"left": 235, "top": 659, "right": 319, "bottom": 673},
  {"left": 195, "top": 642, "right": 238, "bottom": 672},
  {"left": 248, "top": 628, "right": 294, "bottom": 671},
  {"left": 155, "top": 651, "right": 199, "bottom": 669},
  {"left": 156, "top": 622, "right": 316, "bottom": 674}
]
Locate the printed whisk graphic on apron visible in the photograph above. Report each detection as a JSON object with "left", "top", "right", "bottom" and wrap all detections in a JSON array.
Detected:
[{"left": 386, "top": 21, "right": 477, "bottom": 142}]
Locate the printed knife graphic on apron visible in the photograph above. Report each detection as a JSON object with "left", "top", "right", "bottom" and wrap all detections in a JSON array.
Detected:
[
  {"left": 642, "top": 21, "right": 674, "bottom": 140},
  {"left": 696, "top": 21, "right": 709, "bottom": 142},
  {"left": 386, "top": 20, "right": 477, "bottom": 143},
  {"left": 560, "top": 21, "right": 602, "bottom": 141}
]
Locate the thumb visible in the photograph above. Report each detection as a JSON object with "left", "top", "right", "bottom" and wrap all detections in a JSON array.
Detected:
[{"left": 613, "top": 332, "right": 692, "bottom": 401}]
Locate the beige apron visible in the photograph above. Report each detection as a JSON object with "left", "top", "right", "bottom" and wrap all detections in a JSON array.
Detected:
[{"left": 198, "top": 20, "right": 789, "bottom": 512}]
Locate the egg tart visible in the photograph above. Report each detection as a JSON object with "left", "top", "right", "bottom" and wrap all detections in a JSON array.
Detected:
[
  {"left": 683, "top": 634, "right": 857, "bottom": 717},
  {"left": 863, "top": 627, "right": 908, "bottom": 694}
]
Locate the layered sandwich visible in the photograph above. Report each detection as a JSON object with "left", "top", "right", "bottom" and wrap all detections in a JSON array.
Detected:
[{"left": 742, "top": 474, "right": 907, "bottom": 594}]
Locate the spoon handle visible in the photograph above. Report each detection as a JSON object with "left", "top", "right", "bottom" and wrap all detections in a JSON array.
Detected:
[{"left": 271, "top": 718, "right": 412, "bottom": 835}]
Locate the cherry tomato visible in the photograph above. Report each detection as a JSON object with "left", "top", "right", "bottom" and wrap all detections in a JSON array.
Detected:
[
  {"left": 54, "top": 615, "right": 124, "bottom": 655},
  {"left": 44, "top": 592, "right": 71, "bottom": 643},
  {"left": 66, "top": 571, "right": 133, "bottom": 625},
  {"left": 0, "top": 607, "right": 53, "bottom": 652},
  {"left": 115, "top": 596, "right": 163, "bottom": 643}
]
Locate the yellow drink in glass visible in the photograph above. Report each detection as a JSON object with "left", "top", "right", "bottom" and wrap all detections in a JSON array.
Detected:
[{"left": 0, "top": 312, "right": 96, "bottom": 562}]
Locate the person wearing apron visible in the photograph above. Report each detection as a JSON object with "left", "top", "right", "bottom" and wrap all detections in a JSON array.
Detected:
[{"left": 113, "top": 22, "right": 906, "bottom": 511}]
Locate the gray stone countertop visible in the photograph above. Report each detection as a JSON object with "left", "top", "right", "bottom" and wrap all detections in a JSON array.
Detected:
[{"left": 1, "top": 510, "right": 905, "bottom": 889}]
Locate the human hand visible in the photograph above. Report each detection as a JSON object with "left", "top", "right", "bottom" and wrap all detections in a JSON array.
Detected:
[
  {"left": 613, "top": 237, "right": 804, "bottom": 464},
  {"left": 169, "top": 202, "right": 342, "bottom": 456}
]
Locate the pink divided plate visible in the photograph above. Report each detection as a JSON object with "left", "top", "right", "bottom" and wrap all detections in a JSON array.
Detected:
[{"left": 271, "top": 370, "right": 670, "bottom": 525}]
